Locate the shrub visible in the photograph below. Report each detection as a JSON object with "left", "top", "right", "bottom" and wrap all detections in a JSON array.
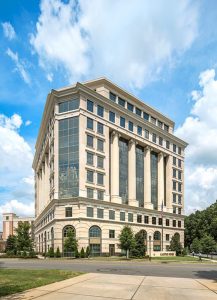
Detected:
[
  {"left": 86, "top": 246, "right": 90, "bottom": 258},
  {"left": 22, "top": 251, "right": 27, "bottom": 258},
  {"left": 75, "top": 247, "right": 80, "bottom": 258},
  {"left": 48, "top": 247, "right": 55, "bottom": 258},
  {"left": 80, "top": 247, "right": 85, "bottom": 258},
  {"left": 29, "top": 250, "right": 36, "bottom": 258},
  {"left": 55, "top": 247, "right": 61, "bottom": 258}
]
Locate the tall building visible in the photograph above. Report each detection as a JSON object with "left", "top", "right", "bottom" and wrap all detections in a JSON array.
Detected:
[
  {"left": 2, "top": 213, "right": 35, "bottom": 241},
  {"left": 33, "top": 78, "right": 187, "bottom": 256}
]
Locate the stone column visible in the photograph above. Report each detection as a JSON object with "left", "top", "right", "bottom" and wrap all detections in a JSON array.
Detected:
[
  {"left": 111, "top": 131, "right": 122, "bottom": 204},
  {"left": 144, "top": 147, "right": 153, "bottom": 209},
  {"left": 158, "top": 152, "right": 164, "bottom": 211},
  {"left": 128, "top": 139, "right": 137, "bottom": 206},
  {"left": 166, "top": 155, "right": 173, "bottom": 213},
  {"left": 53, "top": 119, "right": 59, "bottom": 199}
]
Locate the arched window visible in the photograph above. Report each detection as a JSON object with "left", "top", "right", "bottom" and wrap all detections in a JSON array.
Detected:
[
  {"left": 154, "top": 231, "right": 161, "bottom": 240},
  {"left": 89, "top": 226, "right": 101, "bottom": 238},
  {"left": 174, "top": 232, "right": 180, "bottom": 241},
  {"left": 63, "top": 225, "right": 75, "bottom": 238},
  {"left": 138, "top": 230, "right": 147, "bottom": 240}
]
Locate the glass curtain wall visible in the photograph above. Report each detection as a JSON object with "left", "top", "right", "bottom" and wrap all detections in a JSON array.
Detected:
[
  {"left": 136, "top": 145, "right": 144, "bottom": 207},
  {"left": 151, "top": 151, "right": 158, "bottom": 209},
  {"left": 59, "top": 117, "right": 79, "bottom": 198},
  {"left": 119, "top": 138, "right": 128, "bottom": 204}
]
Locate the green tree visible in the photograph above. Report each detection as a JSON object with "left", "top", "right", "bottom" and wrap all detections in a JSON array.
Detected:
[
  {"left": 169, "top": 234, "right": 183, "bottom": 256},
  {"left": 5, "top": 235, "right": 17, "bottom": 253},
  {"left": 200, "top": 235, "right": 216, "bottom": 256},
  {"left": 55, "top": 247, "right": 61, "bottom": 258},
  {"left": 185, "top": 200, "right": 217, "bottom": 248},
  {"left": 191, "top": 238, "right": 201, "bottom": 253},
  {"left": 64, "top": 228, "right": 78, "bottom": 254},
  {"left": 131, "top": 230, "right": 146, "bottom": 258},
  {"left": 75, "top": 246, "right": 80, "bottom": 258},
  {"left": 86, "top": 246, "right": 90, "bottom": 258},
  {"left": 118, "top": 226, "right": 135, "bottom": 259},
  {"left": 15, "top": 222, "right": 33, "bottom": 252},
  {"left": 48, "top": 247, "right": 54, "bottom": 258},
  {"left": 80, "top": 247, "right": 85, "bottom": 258}
]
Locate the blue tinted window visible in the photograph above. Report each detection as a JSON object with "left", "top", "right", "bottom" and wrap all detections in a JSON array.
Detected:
[
  {"left": 97, "top": 105, "right": 104, "bottom": 117},
  {"left": 59, "top": 99, "right": 79, "bottom": 113},
  {"left": 87, "top": 100, "right": 94, "bottom": 112},
  {"left": 59, "top": 117, "right": 79, "bottom": 198},
  {"left": 151, "top": 152, "right": 158, "bottom": 209},
  {"left": 97, "top": 122, "right": 104, "bottom": 134},
  {"left": 109, "top": 92, "right": 116, "bottom": 102},
  {"left": 136, "top": 107, "right": 142, "bottom": 116},
  {"left": 120, "top": 116, "right": 125, "bottom": 128},
  {"left": 127, "top": 102, "right": 134, "bottom": 112},
  {"left": 128, "top": 121, "right": 133, "bottom": 132},
  {"left": 136, "top": 146, "right": 144, "bottom": 207},
  {"left": 143, "top": 112, "right": 149, "bottom": 121},
  {"left": 87, "top": 117, "right": 93, "bottom": 130},
  {"left": 137, "top": 126, "right": 142, "bottom": 136},
  {"left": 109, "top": 111, "right": 115, "bottom": 123},
  {"left": 118, "top": 97, "right": 125, "bottom": 107},
  {"left": 119, "top": 138, "right": 128, "bottom": 204}
]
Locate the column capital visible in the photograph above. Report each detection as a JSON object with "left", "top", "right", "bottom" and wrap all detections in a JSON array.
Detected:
[
  {"left": 128, "top": 138, "right": 136, "bottom": 146},
  {"left": 111, "top": 130, "right": 121, "bottom": 138},
  {"left": 144, "top": 146, "right": 152, "bottom": 154}
]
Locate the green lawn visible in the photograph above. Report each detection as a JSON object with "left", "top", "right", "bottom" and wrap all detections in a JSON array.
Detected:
[
  {"left": 151, "top": 256, "right": 201, "bottom": 262},
  {"left": 0, "top": 269, "right": 83, "bottom": 297}
]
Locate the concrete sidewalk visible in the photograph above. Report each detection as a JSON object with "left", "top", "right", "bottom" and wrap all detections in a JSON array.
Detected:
[{"left": 3, "top": 273, "right": 217, "bottom": 300}]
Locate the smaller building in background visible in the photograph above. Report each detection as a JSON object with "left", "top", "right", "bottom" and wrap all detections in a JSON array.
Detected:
[{"left": 2, "top": 213, "right": 35, "bottom": 242}]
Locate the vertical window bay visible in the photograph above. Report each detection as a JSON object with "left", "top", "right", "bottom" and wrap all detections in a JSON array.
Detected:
[{"left": 59, "top": 117, "right": 79, "bottom": 198}]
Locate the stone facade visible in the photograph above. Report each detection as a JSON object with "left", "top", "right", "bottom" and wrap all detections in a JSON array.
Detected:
[
  {"left": 2, "top": 213, "right": 35, "bottom": 242},
  {"left": 33, "top": 78, "right": 187, "bottom": 256}
]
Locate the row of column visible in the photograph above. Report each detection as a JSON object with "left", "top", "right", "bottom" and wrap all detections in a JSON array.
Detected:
[
  {"left": 110, "top": 131, "right": 166, "bottom": 209},
  {"left": 36, "top": 154, "right": 50, "bottom": 215}
]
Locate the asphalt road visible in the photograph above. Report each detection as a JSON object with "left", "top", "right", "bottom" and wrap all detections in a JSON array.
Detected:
[{"left": 0, "top": 258, "right": 217, "bottom": 280}]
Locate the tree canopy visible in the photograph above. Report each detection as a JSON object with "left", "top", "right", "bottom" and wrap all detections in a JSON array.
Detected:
[
  {"left": 185, "top": 200, "right": 217, "bottom": 248},
  {"left": 63, "top": 228, "right": 78, "bottom": 253},
  {"left": 118, "top": 225, "right": 135, "bottom": 258},
  {"left": 15, "top": 221, "right": 33, "bottom": 251},
  {"left": 169, "top": 233, "right": 183, "bottom": 255}
]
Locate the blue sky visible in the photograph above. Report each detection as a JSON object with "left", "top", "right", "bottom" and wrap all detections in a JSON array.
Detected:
[{"left": 1, "top": 0, "right": 217, "bottom": 227}]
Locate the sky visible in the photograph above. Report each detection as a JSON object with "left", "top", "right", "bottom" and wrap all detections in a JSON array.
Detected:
[{"left": 1, "top": 0, "right": 217, "bottom": 229}]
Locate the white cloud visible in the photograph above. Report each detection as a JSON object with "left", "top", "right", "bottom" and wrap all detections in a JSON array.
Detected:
[
  {"left": 0, "top": 200, "right": 34, "bottom": 217},
  {"left": 0, "top": 113, "right": 33, "bottom": 187},
  {"left": 2, "top": 22, "right": 16, "bottom": 40},
  {"left": 6, "top": 48, "right": 31, "bottom": 84},
  {"left": 176, "top": 69, "right": 217, "bottom": 214},
  {"left": 0, "top": 113, "right": 22, "bottom": 130},
  {"left": 30, "top": 0, "right": 198, "bottom": 89},
  {"left": 25, "top": 120, "right": 32, "bottom": 126},
  {"left": 46, "top": 73, "right": 53, "bottom": 82},
  {"left": 0, "top": 114, "right": 34, "bottom": 230}
]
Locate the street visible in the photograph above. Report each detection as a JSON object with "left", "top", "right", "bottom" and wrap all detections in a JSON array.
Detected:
[{"left": 0, "top": 258, "right": 217, "bottom": 279}]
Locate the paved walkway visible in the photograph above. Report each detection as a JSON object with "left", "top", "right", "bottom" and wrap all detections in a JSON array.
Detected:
[{"left": 3, "top": 273, "right": 217, "bottom": 300}]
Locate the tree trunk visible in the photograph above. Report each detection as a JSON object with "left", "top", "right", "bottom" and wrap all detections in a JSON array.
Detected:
[{"left": 126, "top": 249, "right": 129, "bottom": 259}]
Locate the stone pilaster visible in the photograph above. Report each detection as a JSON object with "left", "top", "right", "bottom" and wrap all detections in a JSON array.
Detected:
[
  {"left": 144, "top": 147, "right": 153, "bottom": 209},
  {"left": 128, "top": 139, "right": 138, "bottom": 207},
  {"left": 158, "top": 152, "right": 164, "bottom": 211},
  {"left": 111, "top": 131, "right": 122, "bottom": 204}
]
